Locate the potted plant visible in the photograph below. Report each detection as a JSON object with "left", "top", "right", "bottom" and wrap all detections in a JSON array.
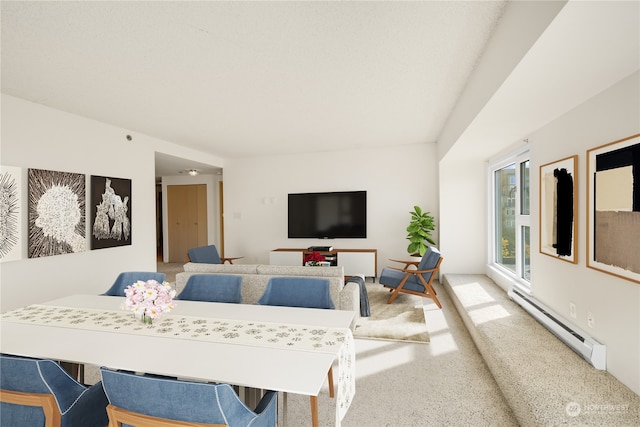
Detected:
[{"left": 406, "top": 205, "right": 436, "bottom": 257}]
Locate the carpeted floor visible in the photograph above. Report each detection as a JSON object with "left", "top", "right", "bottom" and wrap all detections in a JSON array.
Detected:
[
  {"left": 279, "top": 280, "right": 517, "bottom": 426},
  {"left": 444, "top": 274, "right": 640, "bottom": 426},
  {"left": 157, "top": 261, "right": 185, "bottom": 284}
]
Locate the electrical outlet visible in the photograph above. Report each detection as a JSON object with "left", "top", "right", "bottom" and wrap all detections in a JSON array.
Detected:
[
  {"left": 569, "top": 302, "right": 577, "bottom": 319},
  {"left": 587, "top": 312, "right": 595, "bottom": 328}
]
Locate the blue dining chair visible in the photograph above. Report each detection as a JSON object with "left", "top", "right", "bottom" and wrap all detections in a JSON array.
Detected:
[
  {"left": 0, "top": 354, "right": 109, "bottom": 427},
  {"left": 257, "top": 277, "right": 335, "bottom": 309},
  {"left": 176, "top": 274, "right": 242, "bottom": 303},
  {"left": 100, "top": 368, "right": 277, "bottom": 427},
  {"left": 187, "top": 244, "right": 242, "bottom": 264},
  {"left": 102, "top": 271, "right": 167, "bottom": 296},
  {"left": 379, "top": 246, "right": 443, "bottom": 308},
  {"left": 257, "top": 276, "right": 336, "bottom": 399}
]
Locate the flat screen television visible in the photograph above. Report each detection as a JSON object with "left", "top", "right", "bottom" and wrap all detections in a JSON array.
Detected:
[{"left": 288, "top": 191, "right": 367, "bottom": 239}]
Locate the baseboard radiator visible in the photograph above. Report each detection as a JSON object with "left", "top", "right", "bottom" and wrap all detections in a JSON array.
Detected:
[{"left": 508, "top": 287, "right": 606, "bottom": 370}]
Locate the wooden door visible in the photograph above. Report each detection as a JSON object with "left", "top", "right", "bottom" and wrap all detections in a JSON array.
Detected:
[{"left": 167, "top": 184, "right": 208, "bottom": 262}]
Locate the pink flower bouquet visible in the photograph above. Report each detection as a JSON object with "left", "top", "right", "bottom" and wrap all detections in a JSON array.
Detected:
[{"left": 123, "top": 279, "right": 176, "bottom": 323}]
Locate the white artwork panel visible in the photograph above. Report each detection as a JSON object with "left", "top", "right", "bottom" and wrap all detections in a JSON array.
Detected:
[{"left": 0, "top": 166, "right": 22, "bottom": 262}]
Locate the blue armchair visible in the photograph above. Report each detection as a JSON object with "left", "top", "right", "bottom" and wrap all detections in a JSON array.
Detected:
[
  {"left": 0, "top": 354, "right": 109, "bottom": 427},
  {"left": 100, "top": 368, "right": 277, "bottom": 427},
  {"left": 102, "top": 271, "right": 167, "bottom": 296},
  {"left": 177, "top": 274, "right": 242, "bottom": 303},
  {"left": 187, "top": 244, "right": 242, "bottom": 264},
  {"left": 379, "top": 246, "right": 443, "bottom": 308}
]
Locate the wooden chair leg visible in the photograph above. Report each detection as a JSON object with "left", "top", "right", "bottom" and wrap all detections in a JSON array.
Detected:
[
  {"left": 387, "top": 274, "right": 410, "bottom": 304},
  {"left": 387, "top": 288, "right": 401, "bottom": 303},
  {"left": 419, "top": 276, "right": 442, "bottom": 308},
  {"left": 430, "top": 293, "right": 442, "bottom": 308}
]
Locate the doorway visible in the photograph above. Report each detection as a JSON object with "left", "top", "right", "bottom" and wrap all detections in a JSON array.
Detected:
[{"left": 166, "top": 184, "right": 208, "bottom": 262}]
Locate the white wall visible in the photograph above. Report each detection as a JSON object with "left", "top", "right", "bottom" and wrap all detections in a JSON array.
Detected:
[
  {"left": 222, "top": 143, "right": 439, "bottom": 274},
  {"left": 528, "top": 72, "right": 640, "bottom": 393},
  {"left": 438, "top": 154, "right": 488, "bottom": 275},
  {"left": 0, "top": 94, "right": 438, "bottom": 313},
  {"left": 0, "top": 94, "right": 222, "bottom": 311},
  {"left": 440, "top": 73, "right": 640, "bottom": 394},
  {"left": 436, "top": 0, "right": 566, "bottom": 276}
]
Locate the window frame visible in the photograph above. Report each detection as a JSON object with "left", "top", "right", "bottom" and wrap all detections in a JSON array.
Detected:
[{"left": 488, "top": 147, "right": 531, "bottom": 291}]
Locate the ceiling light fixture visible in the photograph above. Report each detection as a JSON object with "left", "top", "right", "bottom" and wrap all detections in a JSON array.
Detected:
[{"left": 180, "top": 169, "right": 199, "bottom": 176}]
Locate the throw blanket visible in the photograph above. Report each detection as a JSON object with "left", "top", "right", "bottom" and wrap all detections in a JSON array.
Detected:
[{"left": 346, "top": 275, "right": 370, "bottom": 317}]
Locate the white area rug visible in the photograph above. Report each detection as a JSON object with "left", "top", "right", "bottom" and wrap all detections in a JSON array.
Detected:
[{"left": 353, "top": 280, "right": 430, "bottom": 343}]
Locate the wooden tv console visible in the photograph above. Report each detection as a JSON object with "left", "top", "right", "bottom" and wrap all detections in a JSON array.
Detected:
[{"left": 270, "top": 248, "right": 378, "bottom": 281}]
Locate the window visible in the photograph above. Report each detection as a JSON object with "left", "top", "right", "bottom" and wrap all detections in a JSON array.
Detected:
[{"left": 491, "top": 151, "right": 530, "bottom": 286}]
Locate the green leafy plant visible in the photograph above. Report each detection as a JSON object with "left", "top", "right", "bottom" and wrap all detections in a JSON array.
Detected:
[{"left": 406, "top": 205, "right": 436, "bottom": 256}]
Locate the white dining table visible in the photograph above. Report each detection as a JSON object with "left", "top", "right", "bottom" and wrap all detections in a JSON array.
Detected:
[{"left": 0, "top": 294, "right": 356, "bottom": 426}]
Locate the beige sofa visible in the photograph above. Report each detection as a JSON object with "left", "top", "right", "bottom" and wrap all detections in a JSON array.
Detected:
[{"left": 175, "top": 263, "right": 360, "bottom": 322}]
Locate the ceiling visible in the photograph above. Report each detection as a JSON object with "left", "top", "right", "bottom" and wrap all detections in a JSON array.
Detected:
[
  {"left": 1, "top": 1, "right": 507, "bottom": 176},
  {"left": 3, "top": 1, "right": 638, "bottom": 179},
  {"left": 154, "top": 152, "right": 223, "bottom": 178}
]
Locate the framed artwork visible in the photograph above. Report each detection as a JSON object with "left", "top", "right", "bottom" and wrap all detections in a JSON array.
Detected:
[
  {"left": 0, "top": 166, "right": 22, "bottom": 262},
  {"left": 28, "top": 168, "right": 87, "bottom": 258},
  {"left": 587, "top": 134, "right": 640, "bottom": 284},
  {"left": 539, "top": 155, "right": 577, "bottom": 263},
  {"left": 90, "top": 175, "right": 132, "bottom": 250}
]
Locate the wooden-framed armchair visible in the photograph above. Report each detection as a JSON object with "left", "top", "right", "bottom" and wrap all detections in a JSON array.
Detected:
[
  {"left": 379, "top": 247, "right": 443, "bottom": 308},
  {"left": 187, "top": 245, "right": 243, "bottom": 265},
  {"left": 0, "top": 354, "right": 109, "bottom": 427},
  {"left": 106, "top": 404, "right": 224, "bottom": 427},
  {"left": 100, "top": 368, "right": 277, "bottom": 427}
]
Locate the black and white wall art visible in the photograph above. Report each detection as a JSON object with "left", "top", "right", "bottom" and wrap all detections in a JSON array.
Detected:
[
  {"left": 587, "top": 134, "right": 640, "bottom": 284},
  {"left": 539, "top": 155, "right": 577, "bottom": 263},
  {"left": 0, "top": 166, "right": 23, "bottom": 262},
  {"left": 90, "top": 175, "right": 131, "bottom": 250},
  {"left": 28, "top": 168, "right": 87, "bottom": 258}
]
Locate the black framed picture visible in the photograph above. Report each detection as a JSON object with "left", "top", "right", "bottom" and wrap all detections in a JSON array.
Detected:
[
  {"left": 539, "top": 155, "right": 577, "bottom": 263},
  {"left": 28, "top": 168, "right": 86, "bottom": 258},
  {"left": 90, "top": 175, "right": 132, "bottom": 250}
]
